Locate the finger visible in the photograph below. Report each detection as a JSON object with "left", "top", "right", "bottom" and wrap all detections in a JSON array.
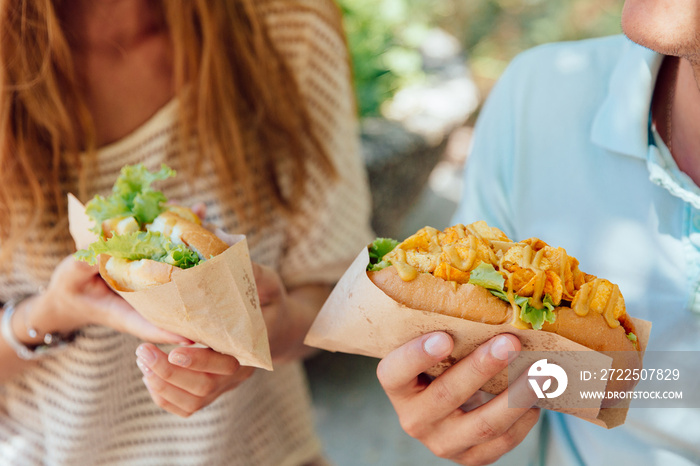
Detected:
[
  {"left": 168, "top": 347, "right": 244, "bottom": 376},
  {"left": 190, "top": 202, "right": 207, "bottom": 220},
  {"left": 453, "top": 408, "right": 541, "bottom": 465},
  {"left": 141, "top": 372, "right": 210, "bottom": 417},
  {"left": 417, "top": 376, "right": 538, "bottom": 461},
  {"left": 213, "top": 228, "right": 244, "bottom": 247},
  {"left": 377, "top": 332, "right": 454, "bottom": 399},
  {"left": 455, "top": 368, "right": 538, "bottom": 442},
  {"left": 55, "top": 255, "right": 99, "bottom": 285},
  {"left": 104, "top": 304, "right": 190, "bottom": 345},
  {"left": 136, "top": 344, "right": 221, "bottom": 398},
  {"left": 418, "top": 334, "right": 521, "bottom": 421},
  {"left": 459, "top": 390, "right": 495, "bottom": 412},
  {"left": 136, "top": 344, "right": 242, "bottom": 415},
  {"left": 143, "top": 383, "right": 193, "bottom": 418},
  {"left": 70, "top": 255, "right": 100, "bottom": 275}
]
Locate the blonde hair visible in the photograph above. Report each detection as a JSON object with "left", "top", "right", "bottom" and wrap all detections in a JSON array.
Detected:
[{"left": 0, "top": 0, "right": 339, "bottom": 263}]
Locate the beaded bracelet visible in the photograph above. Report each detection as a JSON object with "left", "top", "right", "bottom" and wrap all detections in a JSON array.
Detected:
[{"left": 1, "top": 297, "right": 75, "bottom": 360}]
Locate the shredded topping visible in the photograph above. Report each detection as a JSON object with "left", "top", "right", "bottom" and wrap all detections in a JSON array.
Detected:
[{"left": 380, "top": 221, "right": 626, "bottom": 329}]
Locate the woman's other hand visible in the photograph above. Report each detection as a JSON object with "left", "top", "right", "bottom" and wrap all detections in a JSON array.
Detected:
[
  {"left": 136, "top": 343, "right": 254, "bottom": 417},
  {"left": 252, "top": 262, "right": 332, "bottom": 363},
  {"left": 39, "top": 255, "right": 189, "bottom": 344},
  {"left": 377, "top": 332, "right": 540, "bottom": 465},
  {"left": 196, "top": 203, "right": 331, "bottom": 363}
]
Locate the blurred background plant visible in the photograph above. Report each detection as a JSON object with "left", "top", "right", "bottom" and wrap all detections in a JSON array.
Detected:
[{"left": 338, "top": 0, "right": 625, "bottom": 118}]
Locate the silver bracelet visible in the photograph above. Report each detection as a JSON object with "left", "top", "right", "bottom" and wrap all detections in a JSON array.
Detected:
[{"left": 1, "top": 297, "right": 74, "bottom": 360}]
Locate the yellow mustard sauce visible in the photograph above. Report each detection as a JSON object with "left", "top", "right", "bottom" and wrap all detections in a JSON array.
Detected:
[
  {"left": 603, "top": 284, "right": 621, "bottom": 329},
  {"left": 391, "top": 248, "right": 418, "bottom": 281},
  {"left": 505, "top": 271, "right": 530, "bottom": 329}
]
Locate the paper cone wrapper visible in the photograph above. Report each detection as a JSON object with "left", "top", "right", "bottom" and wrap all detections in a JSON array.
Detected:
[
  {"left": 305, "top": 248, "right": 652, "bottom": 428},
  {"left": 68, "top": 194, "right": 272, "bottom": 371}
]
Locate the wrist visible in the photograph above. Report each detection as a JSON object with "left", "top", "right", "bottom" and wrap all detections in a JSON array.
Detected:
[
  {"left": 2, "top": 295, "right": 77, "bottom": 360},
  {"left": 30, "top": 288, "right": 83, "bottom": 336},
  {"left": 271, "top": 289, "right": 326, "bottom": 362},
  {"left": 9, "top": 295, "right": 46, "bottom": 347}
]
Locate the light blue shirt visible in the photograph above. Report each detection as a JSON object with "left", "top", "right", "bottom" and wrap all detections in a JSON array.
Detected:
[{"left": 452, "top": 35, "right": 700, "bottom": 465}]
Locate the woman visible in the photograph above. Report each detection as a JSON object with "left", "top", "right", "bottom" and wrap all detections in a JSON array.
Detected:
[{"left": 0, "top": 0, "right": 372, "bottom": 464}]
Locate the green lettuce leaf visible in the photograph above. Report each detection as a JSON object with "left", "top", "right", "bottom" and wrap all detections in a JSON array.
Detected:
[
  {"left": 74, "top": 231, "right": 201, "bottom": 269},
  {"left": 367, "top": 237, "right": 399, "bottom": 271},
  {"left": 468, "top": 263, "right": 556, "bottom": 330},
  {"left": 85, "top": 164, "right": 175, "bottom": 233},
  {"left": 518, "top": 294, "right": 556, "bottom": 330},
  {"left": 467, "top": 263, "right": 505, "bottom": 291}
]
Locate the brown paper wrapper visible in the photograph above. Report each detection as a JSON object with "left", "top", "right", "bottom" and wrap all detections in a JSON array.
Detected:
[
  {"left": 68, "top": 194, "right": 272, "bottom": 370},
  {"left": 305, "top": 247, "right": 652, "bottom": 428}
]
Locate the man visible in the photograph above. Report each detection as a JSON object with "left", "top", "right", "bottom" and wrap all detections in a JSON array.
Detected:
[{"left": 377, "top": 1, "right": 700, "bottom": 464}]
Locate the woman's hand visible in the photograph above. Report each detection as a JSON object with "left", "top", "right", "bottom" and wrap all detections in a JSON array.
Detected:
[
  {"left": 133, "top": 263, "right": 303, "bottom": 417},
  {"left": 377, "top": 332, "right": 540, "bottom": 466},
  {"left": 253, "top": 262, "right": 333, "bottom": 363},
  {"left": 213, "top": 223, "right": 330, "bottom": 362},
  {"left": 38, "top": 255, "right": 189, "bottom": 344},
  {"left": 136, "top": 343, "right": 254, "bottom": 417}
]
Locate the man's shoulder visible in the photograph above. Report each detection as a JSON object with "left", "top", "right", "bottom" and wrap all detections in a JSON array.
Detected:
[{"left": 501, "top": 35, "right": 630, "bottom": 96}]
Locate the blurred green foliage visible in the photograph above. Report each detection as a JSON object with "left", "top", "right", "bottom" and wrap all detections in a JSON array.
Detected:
[
  {"left": 339, "top": 0, "right": 624, "bottom": 117},
  {"left": 338, "top": 0, "right": 431, "bottom": 116}
]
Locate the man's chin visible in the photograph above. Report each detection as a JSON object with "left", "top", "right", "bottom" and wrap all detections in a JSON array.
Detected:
[{"left": 621, "top": 1, "right": 697, "bottom": 58}]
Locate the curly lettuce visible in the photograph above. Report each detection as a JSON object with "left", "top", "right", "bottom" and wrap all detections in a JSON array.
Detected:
[
  {"left": 468, "top": 263, "right": 556, "bottom": 330},
  {"left": 85, "top": 164, "right": 175, "bottom": 233},
  {"left": 75, "top": 231, "right": 201, "bottom": 269},
  {"left": 365, "top": 240, "right": 558, "bottom": 330},
  {"left": 75, "top": 164, "right": 205, "bottom": 271},
  {"left": 367, "top": 238, "right": 399, "bottom": 271}
]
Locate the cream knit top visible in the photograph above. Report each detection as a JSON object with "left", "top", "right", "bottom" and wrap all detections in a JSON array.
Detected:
[{"left": 0, "top": 1, "right": 373, "bottom": 464}]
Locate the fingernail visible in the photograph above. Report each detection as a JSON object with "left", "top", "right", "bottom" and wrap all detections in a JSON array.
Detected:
[
  {"left": 136, "top": 357, "right": 153, "bottom": 375},
  {"left": 490, "top": 336, "right": 516, "bottom": 361},
  {"left": 142, "top": 376, "right": 152, "bottom": 392},
  {"left": 136, "top": 345, "right": 156, "bottom": 364},
  {"left": 423, "top": 333, "right": 451, "bottom": 358},
  {"left": 169, "top": 352, "right": 191, "bottom": 367}
]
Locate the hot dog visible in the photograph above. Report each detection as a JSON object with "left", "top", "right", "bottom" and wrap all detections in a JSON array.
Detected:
[
  {"left": 75, "top": 164, "right": 228, "bottom": 292},
  {"left": 366, "top": 222, "right": 641, "bottom": 403}
]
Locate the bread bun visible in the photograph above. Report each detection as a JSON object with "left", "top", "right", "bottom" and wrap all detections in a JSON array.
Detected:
[
  {"left": 98, "top": 210, "right": 229, "bottom": 292},
  {"left": 369, "top": 267, "right": 641, "bottom": 407},
  {"left": 542, "top": 306, "right": 640, "bottom": 406},
  {"left": 149, "top": 211, "right": 228, "bottom": 259},
  {"left": 368, "top": 222, "right": 644, "bottom": 406},
  {"left": 368, "top": 267, "right": 512, "bottom": 324},
  {"left": 99, "top": 256, "right": 175, "bottom": 292}
]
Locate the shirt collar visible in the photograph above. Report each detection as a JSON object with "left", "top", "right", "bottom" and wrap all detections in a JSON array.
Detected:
[{"left": 590, "top": 38, "right": 664, "bottom": 159}]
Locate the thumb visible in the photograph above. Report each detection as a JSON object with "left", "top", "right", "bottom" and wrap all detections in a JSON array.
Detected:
[
  {"left": 377, "top": 332, "right": 454, "bottom": 398},
  {"left": 55, "top": 254, "right": 100, "bottom": 282}
]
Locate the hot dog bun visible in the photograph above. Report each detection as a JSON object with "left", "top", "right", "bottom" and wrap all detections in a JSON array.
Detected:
[
  {"left": 100, "top": 256, "right": 175, "bottom": 292},
  {"left": 368, "top": 266, "right": 512, "bottom": 324},
  {"left": 367, "top": 266, "right": 638, "bottom": 353},
  {"left": 99, "top": 210, "right": 229, "bottom": 292},
  {"left": 149, "top": 211, "right": 229, "bottom": 259},
  {"left": 367, "top": 222, "right": 642, "bottom": 406}
]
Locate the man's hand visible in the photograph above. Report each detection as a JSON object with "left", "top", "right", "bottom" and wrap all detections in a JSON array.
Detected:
[{"left": 377, "top": 332, "right": 540, "bottom": 465}]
